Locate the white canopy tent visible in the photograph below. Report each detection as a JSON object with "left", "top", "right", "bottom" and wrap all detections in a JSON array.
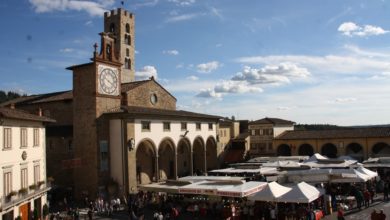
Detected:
[
  {"left": 216, "top": 181, "right": 267, "bottom": 198},
  {"left": 277, "top": 182, "right": 323, "bottom": 203},
  {"left": 330, "top": 169, "right": 371, "bottom": 183},
  {"left": 247, "top": 182, "right": 292, "bottom": 202},
  {"left": 356, "top": 166, "right": 378, "bottom": 179}
]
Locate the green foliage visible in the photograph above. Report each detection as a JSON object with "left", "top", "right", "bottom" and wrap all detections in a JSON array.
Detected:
[{"left": 0, "top": 90, "right": 26, "bottom": 104}]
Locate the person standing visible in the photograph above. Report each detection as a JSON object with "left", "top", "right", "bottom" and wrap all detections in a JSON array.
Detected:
[{"left": 337, "top": 206, "right": 345, "bottom": 220}]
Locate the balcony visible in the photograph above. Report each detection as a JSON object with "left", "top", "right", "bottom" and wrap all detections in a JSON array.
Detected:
[{"left": 0, "top": 182, "right": 51, "bottom": 211}]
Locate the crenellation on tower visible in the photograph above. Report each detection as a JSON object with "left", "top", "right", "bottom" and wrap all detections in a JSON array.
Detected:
[{"left": 104, "top": 8, "right": 135, "bottom": 83}]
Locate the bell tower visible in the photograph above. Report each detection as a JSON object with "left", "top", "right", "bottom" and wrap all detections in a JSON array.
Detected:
[{"left": 104, "top": 8, "right": 135, "bottom": 83}]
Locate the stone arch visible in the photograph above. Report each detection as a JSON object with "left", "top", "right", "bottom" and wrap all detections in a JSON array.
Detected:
[
  {"left": 158, "top": 138, "right": 176, "bottom": 180},
  {"left": 193, "top": 136, "right": 205, "bottom": 175},
  {"left": 321, "top": 143, "right": 337, "bottom": 158},
  {"left": 298, "top": 143, "right": 314, "bottom": 156},
  {"left": 277, "top": 144, "right": 291, "bottom": 156},
  {"left": 136, "top": 139, "right": 156, "bottom": 184},
  {"left": 206, "top": 136, "right": 218, "bottom": 171},
  {"left": 346, "top": 142, "right": 364, "bottom": 161},
  {"left": 372, "top": 142, "right": 390, "bottom": 156},
  {"left": 177, "top": 138, "right": 191, "bottom": 177}
]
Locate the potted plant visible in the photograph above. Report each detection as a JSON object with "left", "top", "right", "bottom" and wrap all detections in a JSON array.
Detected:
[
  {"left": 37, "top": 180, "right": 45, "bottom": 188},
  {"left": 18, "top": 188, "right": 28, "bottom": 195},
  {"left": 29, "top": 183, "right": 37, "bottom": 190},
  {"left": 6, "top": 191, "right": 17, "bottom": 201}
]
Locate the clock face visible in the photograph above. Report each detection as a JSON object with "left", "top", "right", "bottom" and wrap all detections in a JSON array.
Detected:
[{"left": 98, "top": 65, "right": 119, "bottom": 95}]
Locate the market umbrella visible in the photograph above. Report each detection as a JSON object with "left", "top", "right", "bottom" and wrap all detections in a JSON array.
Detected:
[
  {"left": 247, "top": 181, "right": 291, "bottom": 202},
  {"left": 277, "top": 182, "right": 322, "bottom": 203}
]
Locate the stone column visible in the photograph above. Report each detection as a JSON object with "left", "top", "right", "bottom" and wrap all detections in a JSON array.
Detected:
[
  {"left": 204, "top": 149, "right": 207, "bottom": 175},
  {"left": 175, "top": 152, "right": 178, "bottom": 179},
  {"left": 190, "top": 150, "right": 194, "bottom": 175},
  {"left": 155, "top": 155, "right": 159, "bottom": 182}
]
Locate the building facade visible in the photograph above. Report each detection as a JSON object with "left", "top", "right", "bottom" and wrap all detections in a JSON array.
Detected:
[
  {"left": 274, "top": 127, "right": 390, "bottom": 162},
  {"left": 248, "top": 118, "right": 294, "bottom": 157},
  {"left": 1, "top": 8, "right": 222, "bottom": 200},
  {"left": 0, "top": 107, "right": 54, "bottom": 220}
]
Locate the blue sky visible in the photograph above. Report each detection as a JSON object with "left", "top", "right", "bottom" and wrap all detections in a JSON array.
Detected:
[{"left": 1, "top": 0, "right": 390, "bottom": 126}]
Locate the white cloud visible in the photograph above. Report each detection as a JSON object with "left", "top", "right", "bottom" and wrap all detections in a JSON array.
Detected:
[
  {"left": 168, "top": 0, "right": 195, "bottom": 6},
  {"left": 59, "top": 48, "right": 74, "bottom": 53},
  {"left": 29, "top": 0, "right": 114, "bottom": 16},
  {"left": 85, "top": 20, "right": 93, "bottom": 26},
  {"left": 277, "top": 106, "right": 292, "bottom": 111},
  {"left": 338, "top": 22, "right": 389, "bottom": 37},
  {"left": 232, "top": 63, "right": 310, "bottom": 85},
  {"left": 187, "top": 75, "right": 198, "bottom": 81},
  {"left": 133, "top": 0, "right": 159, "bottom": 9},
  {"left": 214, "top": 81, "right": 263, "bottom": 94},
  {"left": 163, "top": 50, "right": 179, "bottom": 55},
  {"left": 196, "top": 80, "right": 262, "bottom": 99},
  {"left": 135, "top": 66, "right": 158, "bottom": 80},
  {"left": 333, "top": 97, "right": 357, "bottom": 103},
  {"left": 236, "top": 51, "right": 390, "bottom": 75},
  {"left": 135, "top": 50, "right": 139, "bottom": 54},
  {"left": 165, "top": 13, "right": 199, "bottom": 23},
  {"left": 197, "top": 61, "right": 220, "bottom": 73},
  {"left": 196, "top": 88, "right": 222, "bottom": 98},
  {"left": 215, "top": 43, "right": 222, "bottom": 48}
]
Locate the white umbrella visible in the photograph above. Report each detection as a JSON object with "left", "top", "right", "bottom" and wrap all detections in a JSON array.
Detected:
[
  {"left": 277, "top": 182, "right": 322, "bottom": 203},
  {"left": 247, "top": 182, "right": 292, "bottom": 202},
  {"left": 357, "top": 166, "right": 378, "bottom": 179}
]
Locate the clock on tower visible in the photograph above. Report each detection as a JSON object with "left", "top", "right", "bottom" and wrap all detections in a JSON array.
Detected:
[{"left": 98, "top": 64, "right": 119, "bottom": 95}]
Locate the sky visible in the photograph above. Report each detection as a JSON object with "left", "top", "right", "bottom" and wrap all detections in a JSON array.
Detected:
[{"left": 1, "top": 0, "right": 390, "bottom": 126}]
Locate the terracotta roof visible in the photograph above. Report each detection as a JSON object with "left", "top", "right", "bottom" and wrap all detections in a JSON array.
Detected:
[
  {"left": 249, "top": 117, "right": 295, "bottom": 125},
  {"left": 233, "top": 131, "right": 250, "bottom": 141},
  {"left": 0, "top": 91, "right": 72, "bottom": 106},
  {"left": 121, "top": 78, "right": 177, "bottom": 101},
  {"left": 275, "top": 127, "right": 390, "bottom": 140},
  {"left": 0, "top": 107, "right": 55, "bottom": 123},
  {"left": 108, "top": 105, "right": 221, "bottom": 120},
  {"left": 121, "top": 80, "right": 150, "bottom": 92},
  {"left": 223, "top": 149, "right": 245, "bottom": 164}
]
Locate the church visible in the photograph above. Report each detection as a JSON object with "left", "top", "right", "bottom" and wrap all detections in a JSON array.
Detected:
[{"left": 2, "top": 8, "right": 222, "bottom": 199}]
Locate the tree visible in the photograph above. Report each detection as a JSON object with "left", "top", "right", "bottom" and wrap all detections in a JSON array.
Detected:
[{"left": 0, "top": 90, "right": 26, "bottom": 104}]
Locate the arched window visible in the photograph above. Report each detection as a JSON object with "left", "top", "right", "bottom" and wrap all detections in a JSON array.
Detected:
[
  {"left": 124, "top": 34, "right": 131, "bottom": 45},
  {"left": 126, "top": 23, "right": 130, "bottom": 33},
  {"left": 124, "top": 58, "right": 129, "bottom": 69},
  {"left": 128, "top": 58, "right": 131, "bottom": 69},
  {"left": 110, "top": 23, "right": 115, "bottom": 33}
]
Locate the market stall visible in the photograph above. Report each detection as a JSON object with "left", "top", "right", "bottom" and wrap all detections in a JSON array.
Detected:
[
  {"left": 247, "top": 181, "right": 292, "bottom": 202},
  {"left": 277, "top": 182, "right": 323, "bottom": 203}
]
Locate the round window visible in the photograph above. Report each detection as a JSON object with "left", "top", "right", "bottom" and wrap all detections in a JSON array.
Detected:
[{"left": 150, "top": 93, "right": 158, "bottom": 105}]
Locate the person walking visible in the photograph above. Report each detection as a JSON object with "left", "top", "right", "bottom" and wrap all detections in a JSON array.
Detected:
[{"left": 337, "top": 206, "right": 345, "bottom": 220}]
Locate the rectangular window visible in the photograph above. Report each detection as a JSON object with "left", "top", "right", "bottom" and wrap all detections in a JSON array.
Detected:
[
  {"left": 255, "top": 129, "right": 260, "bottom": 136},
  {"left": 163, "top": 122, "right": 171, "bottom": 131},
  {"left": 4, "top": 171, "right": 12, "bottom": 195},
  {"left": 33, "top": 128, "right": 39, "bottom": 147},
  {"left": 21, "top": 168, "right": 28, "bottom": 189},
  {"left": 141, "top": 121, "right": 151, "bottom": 131},
  {"left": 208, "top": 123, "right": 213, "bottom": 130},
  {"left": 100, "top": 141, "right": 108, "bottom": 171},
  {"left": 34, "top": 165, "right": 40, "bottom": 184},
  {"left": 251, "top": 129, "right": 255, "bottom": 136},
  {"left": 68, "top": 140, "right": 73, "bottom": 151},
  {"left": 21, "top": 128, "right": 28, "bottom": 148},
  {"left": 196, "top": 122, "right": 201, "bottom": 131},
  {"left": 181, "top": 122, "right": 187, "bottom": 131},
  {"left": 3, "top": 128, "right": 12, "bottom": 149}
]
